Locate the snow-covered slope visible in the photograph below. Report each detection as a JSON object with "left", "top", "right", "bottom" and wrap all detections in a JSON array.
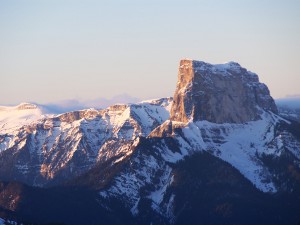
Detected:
[
  {"left": 98, "top": 110, "right": 300, "bottom": 221},
  {"left": 0, "top": 98, "right": 172, "bottom": 186},
  {"left": 0, "top": 217, "right": 21, "bottom": 225},
  {"left": 0, "top": 103, "right": 51, "bottom": 135}
]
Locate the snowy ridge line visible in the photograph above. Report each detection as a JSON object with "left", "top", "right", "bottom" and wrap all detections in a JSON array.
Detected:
[{"left": 0, "top": 98, "right": 173, "bottom": 186}]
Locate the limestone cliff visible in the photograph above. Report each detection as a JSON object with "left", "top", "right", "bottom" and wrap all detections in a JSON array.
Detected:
[{"left": 170, "top": 59, "right": 277, "bottom": 123}]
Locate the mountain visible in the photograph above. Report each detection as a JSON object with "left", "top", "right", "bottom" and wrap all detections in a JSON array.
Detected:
[
  {"left": 93, "top": 60, "right": 300, "bottom": 224},
  {"left": 0, "top": 103, "right": 51, "bottom": 135},
  {"left": 170, "top": 59, "right": 277, "bottom": 123},
  {"left": 0, "top": 98, "right": 172, "bottom": 186},
  {"left": 0, "top": 59, "right": 299, "bottom": 225}
]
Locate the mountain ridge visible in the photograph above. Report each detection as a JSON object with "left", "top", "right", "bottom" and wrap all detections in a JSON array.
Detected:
[{"left": 0, "top": 59, "right": 299, "bottom": 225}]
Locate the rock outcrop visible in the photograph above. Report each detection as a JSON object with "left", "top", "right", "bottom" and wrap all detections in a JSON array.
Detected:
[{"left": 170, "top": 59, "right": 278, "bottom": 123}]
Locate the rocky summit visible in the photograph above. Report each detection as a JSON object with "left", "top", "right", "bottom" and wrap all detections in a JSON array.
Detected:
[{"left": 170, "top": 59, "right": 278, "bottom": 123}]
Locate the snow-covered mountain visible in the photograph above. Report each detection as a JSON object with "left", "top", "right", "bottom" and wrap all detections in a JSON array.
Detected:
[
  {"left": 0, "top": 59, "right": 299, "bottom": 225},
  {"left": 95, "top": 60, "right": 300, "bottom": 223},
  {"left": 0, "top": 103, "right": 52, "bottom": 135},
  {"left": 0, "top": 98, "right": 172, "bottom": 186}
]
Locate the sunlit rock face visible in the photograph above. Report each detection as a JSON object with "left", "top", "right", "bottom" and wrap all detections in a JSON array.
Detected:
[{"left": 170, "top": 59, "right": 277, "bottom": 124}]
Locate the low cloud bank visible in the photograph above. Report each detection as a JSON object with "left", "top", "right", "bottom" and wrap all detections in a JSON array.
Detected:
[
  {"left": 44, "top": 94, "right": 141, "bottom": 114},
  {"left": 275, "top": 95, "right": 300, "bottom": 109}
]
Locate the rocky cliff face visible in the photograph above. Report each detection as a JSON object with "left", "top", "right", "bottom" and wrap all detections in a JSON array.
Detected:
[{"left": 170, "top": 59, "right": 277, "bottom": 123}]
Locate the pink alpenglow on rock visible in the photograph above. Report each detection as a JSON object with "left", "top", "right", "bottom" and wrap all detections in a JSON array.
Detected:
[{"left": 170, "top": 59, "right": 278, "bottom": 124}]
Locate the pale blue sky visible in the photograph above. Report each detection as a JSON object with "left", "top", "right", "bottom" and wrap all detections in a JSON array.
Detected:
[{"left": 1, "top": 0, "right": 300, "bottom": 105}]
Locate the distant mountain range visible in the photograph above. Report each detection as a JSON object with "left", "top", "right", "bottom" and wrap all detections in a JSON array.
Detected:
[
  {"left": 0, "top": 59, "right": 299, "bottom": 225},
  {"left": 276, "top": 97, "right": 300, "bottom": 122}
]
